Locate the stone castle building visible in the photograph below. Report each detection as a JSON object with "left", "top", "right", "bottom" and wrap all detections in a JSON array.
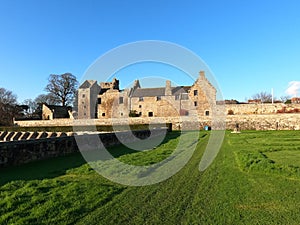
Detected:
[{"left": 77, "top": 71, "right": 216, "bottom": 119}]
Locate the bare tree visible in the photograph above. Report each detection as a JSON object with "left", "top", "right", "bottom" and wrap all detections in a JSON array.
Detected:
[
  {"left": 22, "top": 99, "right": 36, "bottom": 115},
  {"left": 280, "top": 95, "right": 290, "bottom": 104},
  {"left": 45, "top": 73, "right": 78, "bottom": 106},
  {"left": 34, "top": 93, "right": 60, "bottom": 105},
  {"left": 251, "top": 91, "right": 273, "bottom": 103},
  {"left": 0, "top": 87, "right": 18, "bottom": 125},
  {"left": 30, "top": 93, "right": 61, "bottom": 119}
]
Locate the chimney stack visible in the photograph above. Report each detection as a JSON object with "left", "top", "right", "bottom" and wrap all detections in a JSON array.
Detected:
[
  {"left": 133, "top": 80, "right": 140, "bottom": 90},
  {"left": 165, "top": 80, "right": 172, "bottom": 96},
  {"left": 199, "top": 71, "right": 205, "bottom": 79}
]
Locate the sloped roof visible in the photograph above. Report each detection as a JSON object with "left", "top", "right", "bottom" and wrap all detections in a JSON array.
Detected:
[
  {"left": 79, "top": 80, "right": 97, "bottom": 89},
  {"left": 130, "top": 86, "right": 191, "bottom": 97},
  {"left": 171, "top": 86, "right": 191, "bottom": 95},
  {"left": 131, "top": 88, "right": 166, "bottom": 97}
]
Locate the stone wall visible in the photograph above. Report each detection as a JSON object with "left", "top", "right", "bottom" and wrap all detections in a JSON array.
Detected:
[
  {"left": 0, "top": 131, "right": 73, "bottom": 142},
  {"left": 4, "top": 114, "right": 300, "bottom": 168},
  {"left": 0, "top": 129, "right": 164, "bottom": 168},
  {"left": 225, "top": 103, "right": 300, "bottom": 115},
  {"left": 78, "top": 80, "right": 100, "bottom": 119},
  {"left": 98, "top": 89, "right": 130, "bottom": 118},
  {"left": 14, "top": 112, "right": 300, "bottom": 131},
  {"left": 15, "top": 119, "right": 73, "bottom": 127},
  {"left": 0, "top": 136, "right": 77, "bottom": 168},
  {"left": 42, "top": 104, "right": 53, "bottom": 120},
  {"left": 226, "top": 113, "right": 300, "bottom": 130},
  {"left": 84, "top": 71, "right": 216, "bottom": 120}
]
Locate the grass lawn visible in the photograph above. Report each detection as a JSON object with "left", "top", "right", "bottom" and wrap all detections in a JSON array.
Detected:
[
  {"left": 1, "top": 130, "right": 300, "bottom": 224},
  {"left": 266, "top": 150, "right": 300, "bottom": 167}
]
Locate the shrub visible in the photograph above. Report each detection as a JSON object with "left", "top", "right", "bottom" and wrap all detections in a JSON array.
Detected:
[
  {"left": 129, "top": 110, "right": 140, "bottom": 117},
  {"left": 227, "top": 109, "right": 234, "bottom": 115}
]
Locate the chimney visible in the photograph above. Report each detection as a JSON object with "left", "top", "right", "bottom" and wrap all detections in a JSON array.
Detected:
[
  {"left": 165, "top": 80, "right": 172, "bottom": 96},
  {"left": 133, "top": 80, "right": 140, "bottom": 90},
  {"left": 199, "top": 71, "right": 205, "bottom": 79}
]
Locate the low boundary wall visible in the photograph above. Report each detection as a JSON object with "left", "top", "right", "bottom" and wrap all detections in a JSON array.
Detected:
[
  {"left": 0, "top": 129, "right": 164, "bottom": 168},
  {"left": 226, "top": 114, "right": 300, "bottom": 130},
  {"left": 14, "top": 113, "right": 300, "bottom": 131}
]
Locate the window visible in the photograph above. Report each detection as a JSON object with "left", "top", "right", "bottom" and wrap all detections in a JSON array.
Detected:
[
  {"left": 82, "top": 94, "right": 85, "bottom": 98},
  {"left": 180, "top": 109, "right": 189, "bottom": 116},
  {"left": 157, "top": 96, "right": 161, "bottom": 101},
  {"left": 148, "top": 112, "right": 153, "bottom": 117},
  {"left": 175, "top": 95, "right": 180, "bottom": 100},
  {"left": 194, "top": 101, "right": 197, "bottom": 107},
  {"left": 83, "top": 105, "right": 86, "bottom": 108},
  {"left": 82, "top": 101, "right": 85, "bottom": 104},
  {"left": 139, "top": 97, "right": 144, "bottom": 101},
  {"left": 139, "top": 112, "right": 142, "bottom": 116},
  {"left": 181, "top": 93, "right": 189, "bottom": 100},
  {"left": 205, "top": 111, "right": 209, "bottom": 116},
  {"left": 119, "top": 97, "right": 124, "bottom": 104},
  {"left": 139, "top": 105, "right": 142, "bottom": 108},
  {"left": 98, "top": 98, "right": 101, "bottom": 104},
  {"left": 120, "top": 112, "right": 123, "bottom": 116},
  {"left": 194, "top": 90, "right": 198, "bottom": 96},
  {"left": 102, "top": 113, "right": 105, "bottom": 117}
]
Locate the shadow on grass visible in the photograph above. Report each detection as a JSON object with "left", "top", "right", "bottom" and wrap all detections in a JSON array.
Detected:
[
  {"left": 108, "top": 131, "right": 181, "bottom": 158},
  {"left": 0, "top": 131, "right": 183, "bottom": 186},
  {"left": 0, "top": 152, "right": 86, "bottom": 186}
]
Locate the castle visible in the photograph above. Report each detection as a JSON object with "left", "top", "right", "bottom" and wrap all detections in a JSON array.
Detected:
[
  {"left": 77, "top": 71, "right": 216, "bottom": 119},
  {"left": 15, "top": 69, "right": 300, "bottom": 130}
]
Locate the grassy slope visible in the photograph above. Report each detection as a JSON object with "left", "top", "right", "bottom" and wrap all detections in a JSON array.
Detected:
[
  {"left": 1, "top": 131, "right": 300, "bottom": 224},
  {"left": 0, "top": 153, "right": 126, "bottom": 225}
]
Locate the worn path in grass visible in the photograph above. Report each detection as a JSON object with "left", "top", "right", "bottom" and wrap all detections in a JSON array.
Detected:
[{"left": 76, "top": 132, "right": 208, "bottom": 225}]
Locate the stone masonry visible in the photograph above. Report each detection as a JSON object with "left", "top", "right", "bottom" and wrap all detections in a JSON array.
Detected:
[
  {"left": 14, "top": 113, "right": 300, "bottom": 131},
  {"left": 77, "top": 71, "right": 216, "bottom": 120}
]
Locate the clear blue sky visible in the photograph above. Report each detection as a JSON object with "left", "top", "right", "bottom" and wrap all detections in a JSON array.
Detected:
[{"left": 0, "top": 0, "right": 300, "bottom": 103}]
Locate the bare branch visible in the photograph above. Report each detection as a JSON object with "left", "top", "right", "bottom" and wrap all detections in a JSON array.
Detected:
[{"left": 44, "top": 73, "right": 78, "bottom": 106}]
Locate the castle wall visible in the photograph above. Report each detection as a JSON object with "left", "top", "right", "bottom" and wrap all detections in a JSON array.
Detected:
[
  {"left": 77, "top": 71, "right": 216, "bottom": 120},
  {"left": 78, "top": 82, "right": 100, "bottom": 119},
  {"left": 78, "top": 88, "right": 92, "bottom": 119},
  {"left": 97, "top": 90, "right": 130, "bottom": 118},
  {"left": 156, "top": 96, "right": 181, "bottom": 117},
  {"left": 130, "top": 96, "right": 180, "bottom": 117},
  {"left": 188, "top": 82, "right": 213, "bottom": 116},
  {"left": 97, "top": 74, "right": 216, "bottom": 118}
]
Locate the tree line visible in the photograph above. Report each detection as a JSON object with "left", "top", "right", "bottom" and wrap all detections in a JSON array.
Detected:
[
  {"left": 250, "top": 91, "right": 290, "bottom": 103},
  {"left": 0, "top": 73, "right": 78, "bottom": 126},
  {"left": 226, "top": 92, "right": 291, "bottom": 104}
]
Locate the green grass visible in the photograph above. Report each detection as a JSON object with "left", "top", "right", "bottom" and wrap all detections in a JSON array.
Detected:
[
  {"left": 233, "top": 131, "right": 300, "bottom": 178},
  {"left": 1, "top": 130, "right": 300, "bottom": 224},
  {"left": 266, "top": 150, "right": 300, "bottom": 167}
]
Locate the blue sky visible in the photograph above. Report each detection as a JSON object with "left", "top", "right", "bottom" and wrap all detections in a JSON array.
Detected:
[{"left": 0, "top": 0, "right": 300, "bottom": 103}]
